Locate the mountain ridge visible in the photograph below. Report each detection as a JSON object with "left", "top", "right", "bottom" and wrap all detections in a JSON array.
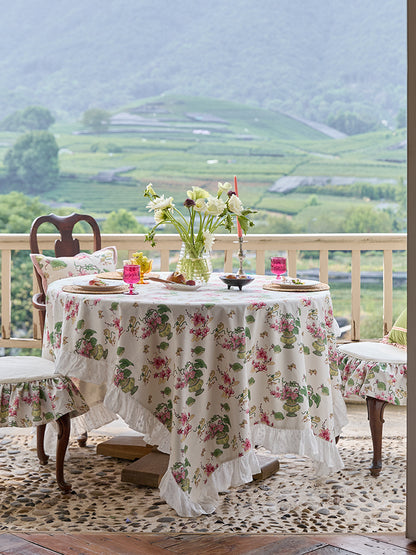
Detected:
[{"left": 0, "top": 0, "right": 406, "bottom": 125}]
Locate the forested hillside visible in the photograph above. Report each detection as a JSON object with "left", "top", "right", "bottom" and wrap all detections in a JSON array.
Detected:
[{"left": 0, "top": 0, "right": 406, "bottom": 126}]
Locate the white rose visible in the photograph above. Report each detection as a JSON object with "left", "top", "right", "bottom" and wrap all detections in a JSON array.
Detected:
[
  {"left": 147, "top": 195, "right": 174, "bottom": 212},
  {"left": 154, "top": 209, "right": 167, "bottom": 225},
  {"left": 205, "top": 197, "right": 226, "bottom": 216},
  {"left": 187, "top": 186, "right": 210, "bottom": 200},
  {"left": 194, "top": 198, "right": 206, "bottom": 212},
  {"left": 217, "top": 181, "right": 232, "bottom": 194},
  {"left": 228, "top": 194, "right": 243, "bottom": 216},
  {"left": 203, "top": 231, "right": 215, "bottom": 252}
]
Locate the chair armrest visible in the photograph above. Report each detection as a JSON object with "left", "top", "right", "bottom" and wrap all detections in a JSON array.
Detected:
[{"left": 32, "top": 292, "right": 46, "bottom": 312}]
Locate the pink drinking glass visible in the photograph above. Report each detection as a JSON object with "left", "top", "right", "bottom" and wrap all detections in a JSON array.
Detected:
[
  {"left": 271, "top": 256, "right": 287, "bottom": 280},
  {"left": 123, "top": 263, "right": 140, "bottom": 295}
]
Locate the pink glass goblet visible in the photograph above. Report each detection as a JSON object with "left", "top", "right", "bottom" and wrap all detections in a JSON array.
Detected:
[
  {"left": 271, "top": 256, "right": 287, "bottom": 280},
  {"left": 123, "top": 264, "right": 140, "bottom": 295}
]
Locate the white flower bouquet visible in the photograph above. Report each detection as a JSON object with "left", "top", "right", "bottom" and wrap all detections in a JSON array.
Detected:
[{"left": 143, "top": 182, "right": 256, "bottom": 282}]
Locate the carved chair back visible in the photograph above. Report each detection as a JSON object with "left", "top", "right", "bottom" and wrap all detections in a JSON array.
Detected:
[{"left": 30, "top": 213, "right": 101, "bottom": 335}]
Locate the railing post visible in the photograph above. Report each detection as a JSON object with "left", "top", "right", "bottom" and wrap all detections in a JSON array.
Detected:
[
  {"left": 351, "top": 250, "right": 361, "bottom": 340},
  {"left": 1, "top": 249, "right": 12, "bottom": 339},
  {"left": 383, "top": 249, "right": 394, "bottom": 336},
  {"left": 319, "top": 250, "right": 329, "bottom": 284},
  {"left": 287, "top": 250, "right": 297, "bottom": 277}
]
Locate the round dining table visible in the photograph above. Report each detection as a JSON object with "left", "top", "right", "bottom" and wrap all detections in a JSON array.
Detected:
[{"left": 43, "top": 273, "right": 348, "bottom": 517}]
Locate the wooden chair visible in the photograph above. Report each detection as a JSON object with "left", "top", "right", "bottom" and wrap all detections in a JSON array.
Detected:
[
  {"left": 335, "top": 341, "right": 407, "bottom": 476},
  {"left": 0, "top": 356, "right": 88, "bottom": 492},
  {"left": 30, "top": 213, "right": 101, "bottom": 447},
  {"left": 30, "top": 212, "right": 101, "bottom": 337}
]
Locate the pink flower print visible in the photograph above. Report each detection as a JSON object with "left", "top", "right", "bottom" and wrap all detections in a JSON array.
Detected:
[
  {"left": 113, "top": 317, "right": 123, "bottom": 337},
  {"left": 180, "top": 412, "right": 190, "bottom": 426},
  {"left": 260, "top": 412, "right": 271, "bottom": 425},
  {"left": 250, "top": 302, "right": 267, "bottom": 310},
  {"left": 141, "top": 312, "right": 163, "bottom": 339},
  {"left": 302, "top": 298, "right": 312, "bottom": 307},
  {"left": 204, "top": 420, "right": 224, "bottom": 442},
  {"left": 273, "top": 317, "right": 294, "bottom": 333},
  {"left": 270, "top": 387, "right": 281, "bottom": 399},
  {"left": 307, "top": 322, "right": 326, "bottom": 341},
  {"left": 282, "top": 383, "right": 299, "bottom": 400},
  {"left": 319, "top": 427, "right": 331, "bottom": 442},
  {"left": 152, "top": 356, "right": 172, "bottom": 382},
  {"left": 192, "top": 313, "right": 207, "bottom": 326},
  {"left": 252, "top": 347, "right": 272, "bottom": 373},
  {"left": 243, "top": 438, "right": 251, "bottom": 451},
  {"left": 204, "top": 463, "right": 217, "bottom": 478},
  {"left": 173, "top": 468, "right": 186, "bottom": 484}
]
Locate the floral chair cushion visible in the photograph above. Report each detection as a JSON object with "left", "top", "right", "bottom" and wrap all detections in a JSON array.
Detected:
[{"left": 30, "top": 246, "right": 117, "bottom": 292}]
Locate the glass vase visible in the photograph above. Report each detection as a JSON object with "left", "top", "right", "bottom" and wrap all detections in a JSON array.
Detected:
[{"left": 176, "top": 242, "right": 212, "bottom": 283}]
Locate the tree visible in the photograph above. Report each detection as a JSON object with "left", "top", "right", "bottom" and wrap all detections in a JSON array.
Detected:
[
  {"left": 4, "top": 131, "right": 59, "bottom": 193},
  {"left": 327, "top": 111, "right": 380, "bottom": 135},
  {"left": 0, "top": 193, "right": 51, "bottom": 341},
  {"left": 342, "top": 205, "right": 393, "bottom": 233},
  {"left": 21, "top": 106, "right": 55, "bottom": 130},
  {"left": 102, "top": 209, "right": 148, "bottom": 233},
  {"left": 0, "top": 106, "right": 55, "bottom": 131},
  {"left": 82, "top": 108, "right": 111, "bottom": 133}
]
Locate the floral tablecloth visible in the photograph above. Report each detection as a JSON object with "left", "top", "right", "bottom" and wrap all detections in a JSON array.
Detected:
[{"left": 43, "top": 274, "right": 348, "bottom": 516}]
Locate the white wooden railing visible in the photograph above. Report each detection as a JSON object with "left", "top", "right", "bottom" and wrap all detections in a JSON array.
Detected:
[{"left": 0, "top": 232, "right": 407, "bottom": 349}]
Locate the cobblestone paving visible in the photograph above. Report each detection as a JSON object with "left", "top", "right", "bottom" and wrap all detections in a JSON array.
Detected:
[{"left": 0, "top": 430, "right": 405, "bottom": 534}]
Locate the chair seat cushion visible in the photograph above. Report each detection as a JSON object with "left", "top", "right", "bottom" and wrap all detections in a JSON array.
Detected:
[
  {"left": 338, "top": 342, "right": 407, "bottom": 364},
  {"left": 0, "top": 356, "right": 89, "bottom": 427},
  {"left": 333, "top": 342, "right": 407, "bottom": 406},
  {"left": 0, "top": 356, "right": 56, "bottom": 383}
]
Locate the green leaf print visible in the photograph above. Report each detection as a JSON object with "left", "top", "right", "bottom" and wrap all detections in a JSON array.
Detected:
[
  {"left": 117, "top": 346, "right": 125, "bottom": 356},
  {"left": 274, "top": 412, "right": 284, "bottom": 420},
  {"left": 377, "top": 382, "right": 387, "bottom": 391},
  {"left": 246, "top": 315, "right": 255, "bottom": 323},
  {"left": 186, "top": 397, "right": 196, "bottom": 406},
  {"left": 50, "top": 260, "right": 67, "bottom": 269},
  {"left": 321, "top": 386, "right": 330, "bottom": 396},
  {"left": 212, "top": 449, "right": 223, "bottom": 457},
  {"left": 110, "top": 302, "right": 119, "bottom": 311},
  {"left": 157, "top": 304, "right": 171, "bottom": 314},
  {"left": 231, "top": 362, "right": 243, "bottom": 371},
  {"left": 159, "top": 342, "right": 169, "bottom": 350},
  {"left": 245, "top": 327, "right": 251, "bottom": 339},
  {"left": 119, "top": 358, "right": 134, "bottom": 369},
  {"left": 76, "top": 319, "right": 85, "bottom": 330},
  {"left": 192, "top": 346, "right": 205, "bottom": 355}
]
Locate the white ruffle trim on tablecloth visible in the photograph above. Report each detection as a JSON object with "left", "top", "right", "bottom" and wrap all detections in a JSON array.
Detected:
[
  {"left": 104, "top": 387, "right": 171, "bottom": 454},
  {"left": 252, "top": 424, "right": 344, "bottom": 476},
  {"left": 104, "top": 385, "right": 345, "bottom": 516},
  {"left": 159, "top": 451, "right": 261, "bottom": 517}
]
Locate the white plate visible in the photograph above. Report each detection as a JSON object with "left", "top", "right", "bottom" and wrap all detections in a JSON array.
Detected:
[{"left": 164, "top": 282, "right": 201, "bottom": 291}]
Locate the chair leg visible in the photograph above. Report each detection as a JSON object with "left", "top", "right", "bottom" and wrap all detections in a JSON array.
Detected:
[
  {"left": 56, "top": 413, "right": 72, "bottom": 493},
  {"left": 77, "top": 431, "right": 88, "bottom": 447},
  {"left": 366, "top": 396, "right": 388, "bottom": 477},
  {"left": 36, "top": 423, "right": 49, "bottom": 465}
]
